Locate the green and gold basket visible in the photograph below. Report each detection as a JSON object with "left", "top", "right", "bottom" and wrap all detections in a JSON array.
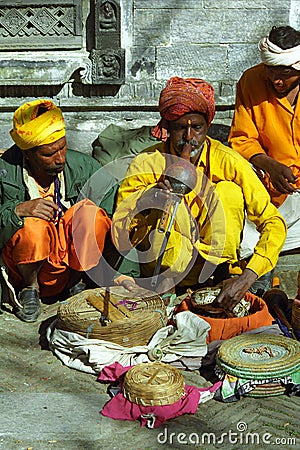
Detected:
[{"left": 216, "top": 334, "right": 300, "bottom": 397}]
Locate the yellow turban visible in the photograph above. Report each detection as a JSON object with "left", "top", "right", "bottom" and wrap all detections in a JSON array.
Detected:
[{"left": 10, "top": 99, "right": 66, "bottom": 150}]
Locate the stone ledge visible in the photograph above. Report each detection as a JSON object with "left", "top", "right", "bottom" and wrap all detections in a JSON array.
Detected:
[{"left": 0, "top": 51, "right": 89, "bottom": 85}]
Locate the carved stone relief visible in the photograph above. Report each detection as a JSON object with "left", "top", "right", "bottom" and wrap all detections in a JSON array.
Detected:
[
  {"left": 99, "top": 1, "right": 117, "bottom": 31},
  {"left": 0, "top": 1, "right": 82, "bottom": 49},
  {"left": 90, "top": 48, "right": 124, "bottom": 84},
  {"left": 0, "top": 0, "right": 125, "bottom": 89},
  {"left": 91, "top": 0, "right": 125, "bottom": 84}
]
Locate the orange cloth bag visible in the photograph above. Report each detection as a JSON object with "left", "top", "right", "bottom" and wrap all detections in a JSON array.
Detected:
[{"left": 175, "top": 292, "right": 274, "bottom": 343}]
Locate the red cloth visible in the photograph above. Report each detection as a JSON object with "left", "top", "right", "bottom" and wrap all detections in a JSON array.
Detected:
[
  {"left": 98, "top": 362, "right": 221, "bottom": 428},
  {"left": 152, "top": 77, "right": 215, "bottom": 141}
]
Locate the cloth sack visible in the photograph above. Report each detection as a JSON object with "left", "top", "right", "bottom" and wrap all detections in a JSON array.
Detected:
[
  {"left": 92, "top": 124, "right": 157, "bottom": 181},
  {"left": 175, "top": 292, "right": 274, "bottom": 343},
  {"left": 47, "top": 310, "right": 210, "bottom": 374}
]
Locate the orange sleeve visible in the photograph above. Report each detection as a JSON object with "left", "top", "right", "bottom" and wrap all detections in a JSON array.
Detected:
[
  {"left": 228, "top": 73, "right": 266, "bottom": 161},
  {"left": 229, "top": 64, "right": 300, "bottom": 167}
]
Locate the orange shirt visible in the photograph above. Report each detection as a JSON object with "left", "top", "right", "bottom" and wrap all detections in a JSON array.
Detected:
[
  {"left": 229, "top": 63, "right": 300, "bottom": 206},
  {"left": 37, "top": 181, "right": 55, "bottom": 201}
]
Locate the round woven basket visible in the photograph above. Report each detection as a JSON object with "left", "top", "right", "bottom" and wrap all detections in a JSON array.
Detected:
[
  {"left": 245, "top": 381, "right": 286, "bottom": 398},
  {"left": 216, "top": 334, "right": 300, "bottom": 397},
  {"left": 216, "top": 334, "right": 300, "bottom": 380},
  {"left": 123, "top": 362, "right": 185, "bottom": 406},
  {"left": 292, "top": 301, "right": 300, "bottom": 331},
  {"left": 56, "top": 286, "right": 167, "bottom": 347}
]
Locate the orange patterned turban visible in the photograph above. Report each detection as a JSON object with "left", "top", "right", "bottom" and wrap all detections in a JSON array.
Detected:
[
  {"left": 10, "top": 99, "right": 66, "bottom": 150},
  {"left": 152, "top": 77, "right": 215, "bottom": 142}
]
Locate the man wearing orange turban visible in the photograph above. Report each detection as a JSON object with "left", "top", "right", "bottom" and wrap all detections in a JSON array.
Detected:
[
  {"left": 0, "top": 99, "right": 119, "bottom": 322},
  {"left": 152, "top": 77, "right": 215, "bottom": 142},
  {"left": 112, "top": 77, "right": 286, "bottom": 312}
]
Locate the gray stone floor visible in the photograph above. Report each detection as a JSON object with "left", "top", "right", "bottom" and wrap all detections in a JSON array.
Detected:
[{"left": 0, "top": 253, "right": 300, "bottom": 450}]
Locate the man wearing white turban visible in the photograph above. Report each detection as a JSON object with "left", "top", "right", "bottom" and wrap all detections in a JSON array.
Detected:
[{"left": 229, "top": 26, "right": 300, "bottom": 289}]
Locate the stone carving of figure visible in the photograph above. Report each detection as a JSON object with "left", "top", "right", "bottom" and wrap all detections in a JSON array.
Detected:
[
  {"left": 99, "top": 2, "right": 117, "bottom": 30},
  {"left": 98, "top": 53, "right": 120, "bottom": 78}
]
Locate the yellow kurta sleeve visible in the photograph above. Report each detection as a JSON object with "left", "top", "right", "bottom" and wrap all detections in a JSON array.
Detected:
[
  {"left": 235, "top": 164, "right": 286, "bottom": 277},
  {"left": 113, "top": 148, "right": 164, "bottom": 251},
  {"left": 113, "top": 138, "right": 286, "bottom": 282},
  {"left": 208, "top": 139, "right": 287, "bottom": 277}
]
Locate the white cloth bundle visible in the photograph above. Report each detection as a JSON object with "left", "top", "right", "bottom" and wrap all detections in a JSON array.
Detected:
[
  {"left": 259, "top": 37, "right": 300, "bottom": 70},
  {"left": 47, "top": 311, "right": 210, "bottom": 374}
]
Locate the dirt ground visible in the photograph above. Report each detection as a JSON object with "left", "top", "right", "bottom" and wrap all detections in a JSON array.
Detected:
[{"left": 1, "top": 259, "right": 300, "bottom": 450}]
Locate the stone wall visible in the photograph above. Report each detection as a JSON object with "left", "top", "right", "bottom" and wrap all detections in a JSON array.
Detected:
[{"left": 0, "top": 0, "right": 297, "bottom": 153}]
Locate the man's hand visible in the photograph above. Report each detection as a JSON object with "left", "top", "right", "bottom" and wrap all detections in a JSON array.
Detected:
[
  {"left": 137, "top": 180, "right": 172, "bottom": 209},
  {"left": 114, "top": 274, "right": 136, "bottom": 291},
  {"left": 136, "top": 180, "right": 172, "bottom": 212},
  {"left": 15, "top": 199, "right": 59, "bottom": 222},
  {"left": 215, "top": 268, "right": 258, "bottom": 311},
  {"left": 250, "top": 154, "right": 297, "bottom": 194}
]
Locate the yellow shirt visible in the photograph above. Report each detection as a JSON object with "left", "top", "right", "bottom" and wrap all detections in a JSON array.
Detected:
[
  {"left": 229, "top": 63, "right": 300, "bottom": 205},
  {"left": 113, "top": 137, "right": 286, "bottom": 279}
]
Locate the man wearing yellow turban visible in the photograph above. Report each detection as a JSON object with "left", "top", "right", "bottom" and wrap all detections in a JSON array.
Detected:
[
  {"left": 112, "top": 77, "right": 287, "bottom": 311},
  {"left": 0, "top": 99, "right": 119, "bottom": 322}
]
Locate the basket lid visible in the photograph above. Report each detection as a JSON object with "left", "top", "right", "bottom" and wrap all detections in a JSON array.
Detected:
[
  {"left": 56, "top": 287, "right": 166, "bottom": 347},
  {"left": 216, "top": 334, "right": 300, "bottom": 380},
  {"left": 123, "top": 362, "right": 185, "bottom": 406}
]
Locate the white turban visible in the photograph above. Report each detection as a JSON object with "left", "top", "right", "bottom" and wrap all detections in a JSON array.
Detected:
[{"left": 259, "top": 37, "right": 300, "bottom": 70}]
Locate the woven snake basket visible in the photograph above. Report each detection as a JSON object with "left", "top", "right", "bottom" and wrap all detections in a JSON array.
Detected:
[
  {"left": 123, "top": 362, "right": 185, "bottom": 406},
  {"left": 216, "top": 334, "right": 300, "bottom": 397},
  {"left": 56, "top": 286, "right": 167, "bottom": 347}
]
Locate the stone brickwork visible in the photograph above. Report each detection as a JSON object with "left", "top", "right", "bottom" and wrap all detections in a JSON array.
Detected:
[{"left": 0, "top": 0, "right": 295, "bottom": 151}]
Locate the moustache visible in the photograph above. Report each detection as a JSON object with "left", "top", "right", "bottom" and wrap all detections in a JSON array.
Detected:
[
  {"left": 177, "top": 139, "right": 200, "bottom": 148},
  {"left": 48, "top": 165, "right": 64, "bottom": 174}
]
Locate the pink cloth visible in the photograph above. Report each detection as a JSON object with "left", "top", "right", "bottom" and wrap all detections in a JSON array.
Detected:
[
  {"left": 99, "top": 361, "right": 131, "bottom": 381},
  {"left": 98, "top": 362, "right": 221, "bottom": 428}
]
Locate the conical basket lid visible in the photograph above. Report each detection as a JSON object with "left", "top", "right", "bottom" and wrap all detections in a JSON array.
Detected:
[
  {"left": 123, "top": 362, "right": 185, "bottom": 406},
  {"left": 216, "top": 334, "right": 300, "bottom": 380}
]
